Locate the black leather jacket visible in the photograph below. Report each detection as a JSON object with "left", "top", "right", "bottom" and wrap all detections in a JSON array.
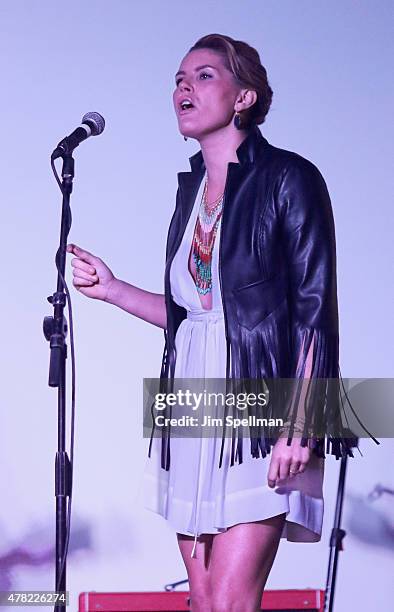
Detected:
[{"left": 149, "top": 126, "right": 369, "bottom": 470}]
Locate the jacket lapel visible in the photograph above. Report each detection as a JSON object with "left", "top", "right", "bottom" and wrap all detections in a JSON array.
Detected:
[
  {"left": 165, "top": 160, "right": 205, "bottom": 264},
  {"left": 177, "top": 169, "right": 205, "bottom": 227}
]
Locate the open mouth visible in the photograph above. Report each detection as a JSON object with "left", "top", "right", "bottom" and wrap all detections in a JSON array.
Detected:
[{"left": 179, "top": 99, "right": 195, "bottom": 112}]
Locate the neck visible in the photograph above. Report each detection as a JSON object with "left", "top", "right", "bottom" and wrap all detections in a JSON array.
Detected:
[{"left": 198, "top": 125, "right": 250, "bottom": 185}]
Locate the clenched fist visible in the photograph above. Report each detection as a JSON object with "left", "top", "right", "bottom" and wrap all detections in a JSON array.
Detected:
[{"left": 66, "top": 243, "right": 116, "bottom": 302}]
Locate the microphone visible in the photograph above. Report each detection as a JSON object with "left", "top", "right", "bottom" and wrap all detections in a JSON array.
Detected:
[{"left": 51, "top": 112, "right": 105, "bottom": 160}]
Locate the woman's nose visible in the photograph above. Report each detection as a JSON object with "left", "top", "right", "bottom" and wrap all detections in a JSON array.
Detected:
[{"left": 179, "top": 79, "right": 192, "bottom": 92}]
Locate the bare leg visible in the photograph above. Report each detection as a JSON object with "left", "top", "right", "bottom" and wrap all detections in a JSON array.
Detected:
[
  {"left": 177, "top": 532, "right": 214, "bottom": 612},
  {"left": 209, "top": 513, "right": 286, "bottom": 612}
]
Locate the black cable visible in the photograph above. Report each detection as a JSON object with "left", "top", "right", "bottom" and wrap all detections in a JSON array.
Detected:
[
  {"left": 51, "top": 157, "right": 63, "bottom": 192},
  {"left": 338, "top": 363, "right": 380, "bottom": 446}
]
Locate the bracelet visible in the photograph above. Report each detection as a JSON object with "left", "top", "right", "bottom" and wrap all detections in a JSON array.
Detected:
[{"left": 277, "top": 421, "right": 313, "bottom": 437}]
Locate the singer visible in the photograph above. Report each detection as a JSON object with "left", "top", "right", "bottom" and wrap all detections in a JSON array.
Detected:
[{"left": 67, "top": 33, "right": 361, "bottom": 611}]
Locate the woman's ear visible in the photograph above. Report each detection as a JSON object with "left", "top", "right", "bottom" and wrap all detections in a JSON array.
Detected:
[{"left": 235, "top": 89, "right": 258, "bottom": 113}]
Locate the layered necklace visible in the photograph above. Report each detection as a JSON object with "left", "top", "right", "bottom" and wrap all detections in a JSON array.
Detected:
[{"left": 191, "top": 177, "right": 224, "bottom": 295}]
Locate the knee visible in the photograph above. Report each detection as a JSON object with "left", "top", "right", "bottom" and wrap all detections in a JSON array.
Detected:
[
  {"left": 189, "top": 588, "right": 212, "bottom": 612},
  {"left": 211, "top": 600, "right": 230, "bottom": 612},
  {"left": 211, "top": 591, "right": 255, "bottom": 612}
]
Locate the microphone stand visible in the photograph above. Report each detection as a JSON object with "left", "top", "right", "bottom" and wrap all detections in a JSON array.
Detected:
[
  {"left": 323, "top": 431, "right": 359, "bottom": 612},
  {"left": 43, "top": 152, "right": 74, "bottom": 611}
]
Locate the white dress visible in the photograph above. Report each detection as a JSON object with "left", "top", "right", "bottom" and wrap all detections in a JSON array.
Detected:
[{"left": 143, "top": 173, "right": 325, "bottom": 558}]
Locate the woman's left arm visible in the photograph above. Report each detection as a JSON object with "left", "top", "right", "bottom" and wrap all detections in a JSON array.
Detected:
[{"left": 267, "top": 159, "right": 338, "bottom": 487}]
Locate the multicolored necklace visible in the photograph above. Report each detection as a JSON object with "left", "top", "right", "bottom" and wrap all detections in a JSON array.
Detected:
[{"left": 191, "top": 177, "right": 223, "bottom": 295}]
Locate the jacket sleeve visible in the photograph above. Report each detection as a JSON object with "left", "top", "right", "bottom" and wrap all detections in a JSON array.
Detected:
[{"left": 276, "top": 158, "right": 355, "bottom": 457}]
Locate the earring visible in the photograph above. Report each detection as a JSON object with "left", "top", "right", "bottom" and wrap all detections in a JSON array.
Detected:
[
  {"left": 234, "top": 112, "right": 243, "bottom": 130},
  {"left": 184, "top": 136, "right": 188, "bottom": 141}
]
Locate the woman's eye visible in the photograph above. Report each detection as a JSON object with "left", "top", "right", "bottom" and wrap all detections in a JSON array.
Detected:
[{"left": 175, "top": 73, "right": 212, "bottom": 87}]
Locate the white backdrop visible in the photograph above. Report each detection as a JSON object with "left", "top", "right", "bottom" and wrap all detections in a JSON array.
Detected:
[{"left": 0, "top": 1, "right": 393, "bottom": 610}]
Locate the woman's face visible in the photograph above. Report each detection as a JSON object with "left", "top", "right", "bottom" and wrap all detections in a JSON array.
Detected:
[{"left": 173, "top": 48, "right": 241, "bottom": 140}]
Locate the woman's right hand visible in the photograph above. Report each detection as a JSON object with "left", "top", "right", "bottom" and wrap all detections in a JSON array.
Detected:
[{"left": 66, "top": 243, "right": 116, "bottom": 302}]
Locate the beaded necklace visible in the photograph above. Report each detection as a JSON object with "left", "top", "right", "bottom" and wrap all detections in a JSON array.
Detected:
[{"left": 191, "top": 177, "right": 224, "bottom": 295}]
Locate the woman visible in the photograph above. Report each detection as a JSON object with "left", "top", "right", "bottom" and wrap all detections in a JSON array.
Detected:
[{"left": 67, "top": 34, "right": 362, "bottom": 612}]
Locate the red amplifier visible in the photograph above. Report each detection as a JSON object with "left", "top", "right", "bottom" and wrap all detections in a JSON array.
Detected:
[{"left": 79, "top": 589, "right": 324, "bottom": 611}]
